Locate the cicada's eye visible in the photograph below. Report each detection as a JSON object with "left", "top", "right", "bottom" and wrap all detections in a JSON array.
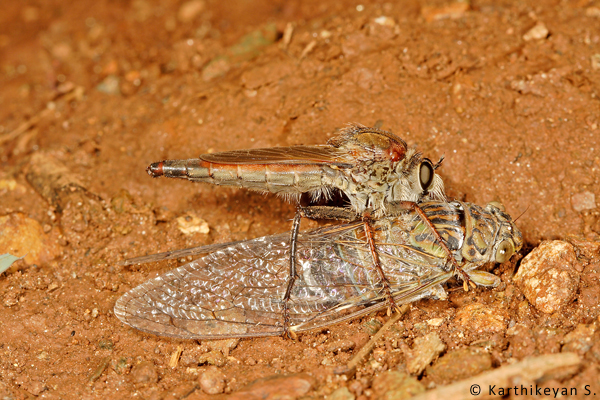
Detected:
[
  {"left": 495, "top": 240, "right": 515, "bottom": 263},
  {"left": 487, "top": 201, "right": 506, "bottom": 212},
  {"left": 419, "top": 159, "right": 435, "bottom": 192}
]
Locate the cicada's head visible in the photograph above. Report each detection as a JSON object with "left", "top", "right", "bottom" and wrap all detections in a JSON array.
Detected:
[
  {"left": 461, "top": 201, "right": 523, "bottom": 265},
  {"left": 485, "top": 201, "right": 523, "bottom": 263}
]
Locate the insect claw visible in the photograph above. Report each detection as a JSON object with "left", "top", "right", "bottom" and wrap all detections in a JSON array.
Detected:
[
  {"left": 469, "top": 280, "right": 477, "bottom": 289},
  {"left": 463, "top": 280, "right": 469, "bottom": 292}
]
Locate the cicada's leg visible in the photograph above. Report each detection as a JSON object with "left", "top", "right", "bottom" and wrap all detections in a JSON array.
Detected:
[
  {"left": 362, "top": 212, "right": 401, "bottom": 314},
  {"left": 297, "top": 206, "right": 401, "bottom": 313},
  {"left": 392, "top": 201, "right": 475, "bottom": 291}
]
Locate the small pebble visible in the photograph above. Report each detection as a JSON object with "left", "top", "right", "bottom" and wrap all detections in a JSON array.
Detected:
[
  {"left": 592, "top": 54, "right": 600, "bottom": 71},
  {"left": 96, "top": 75, "right": 120, "bottom": 95},
  {"left": 453, "top": 303, "right": 508, "bottom": 333},
  {"left": 563, "top": 324, "right": 596, "bottom": 355},
  {"left": 114, "top": 357, "right": 133, "bottom": 374},
  {"left": 177, "top": 212, "right": 209, "bottom": 235},
  {"left": 0, "top": 213, "right": 60, "bottom": 266},
  {"left": 571, "top": 191, "right": 596, "bottom": 212},
  {"left": 371, "top": 371, "right": 425, "bottom": 399},
  {"left": 523, "top": 22, "right": 549, "bottom": 41},
  {"left": 513, "top": 241, "right": 581, "bottom": 314},
  {"left": 404, "top": 332, "right": 446, "bottom": 375},
  {"left": 585, "top": 7, "right": 600, "bottom": 17},
  {"left": 373, "top": 16, "right": 395, "bottom": 27},
  {"left": 227, "top": 373, "right": 312, "bottom": 400},
  {"left": 326, "top": 339, "right": 356, "bottom": 353},
  {"left": 198, "top": 350, "right": 226, "bottom": 367},
  {"left": 98, "top": 339, "right": 114, "bottom": 350},
  {"left": 425, "top": 348, "right": 492, "bottom": 384},
  {"left": 21, "top": 5, "right": 39, "bottom": 22},
  {"left": 330, "top": 386, "right": 355, "bottom": 400},
  {"left": 51, "top": 42, "right": 72, "bottom": 60},
  {"left": 178, "top": 0, "right": 205, "bottom": 23},
  {"left": 421, "top": 2, "right": 469, "bottom": 22},
  {"left": 507, "top": 324, "right": 536, "bottom": 359},
  {"left": 131, "top": 361, "right": 158, "bottom": 385},
  {"left": 25, "top": 380, "right": 45, "bottom": 396},
  {"left": 426, "top": 318, "right": 444, "bottom": 327},
  {"left": 202, "top": 57, "right": 231, "bottom": 82},
  {"left": 206, "top": 338, "right": 239, "bottom": 357},
  {"left": 199, "top": 366, "right": 225, "bottom": 394}
]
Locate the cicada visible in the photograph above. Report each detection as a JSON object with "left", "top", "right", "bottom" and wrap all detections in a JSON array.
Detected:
[{"left": 114, "top": 201, "right": 522, "bottom": 339}]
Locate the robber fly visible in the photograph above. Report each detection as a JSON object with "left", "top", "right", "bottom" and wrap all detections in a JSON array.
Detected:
[
  {"left": 147, "top": 123, "right": 445, "bottom": 216},
  {"left": 146, "top": 124, "right": 455, "bottom": 325},
  {"left": 114, "top": 200, "right": 522, "bottom": 339}
]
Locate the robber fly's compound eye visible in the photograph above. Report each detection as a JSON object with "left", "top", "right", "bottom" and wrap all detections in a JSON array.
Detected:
[
  {"left": 419, "top": 159, "right": 435, "bottom": 192},
  {"left": 494, "top": 240, "right": 515, "bottom": 263}
]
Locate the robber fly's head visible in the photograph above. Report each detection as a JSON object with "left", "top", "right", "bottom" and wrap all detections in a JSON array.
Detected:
[{"left": 395, "top": 151, "right": 446, "bottom": 203}]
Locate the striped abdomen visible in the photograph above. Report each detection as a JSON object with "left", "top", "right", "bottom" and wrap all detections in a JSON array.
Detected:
[
  {"left": 148, "top": 159, "right": 332, "bottom": 194},
  {"left": 408, "top": 202, "right": 465, "bottom": 258}
]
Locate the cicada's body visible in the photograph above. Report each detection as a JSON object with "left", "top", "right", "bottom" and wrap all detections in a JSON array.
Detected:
[
  {"left": 147, "top": 124, "right": 445, "bottom": 216},
  {"left": 114, "top": 201, "right": 522, "bottom": 339}
]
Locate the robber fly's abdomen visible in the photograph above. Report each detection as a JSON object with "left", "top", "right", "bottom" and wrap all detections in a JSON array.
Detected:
[{"left": 148, "top": 159, "right": 330, "bottom": 194}]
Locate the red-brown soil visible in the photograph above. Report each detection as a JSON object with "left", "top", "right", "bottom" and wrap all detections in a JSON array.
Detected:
[{"left": 1, "top": 0, "right": 599, "bottom": 399}]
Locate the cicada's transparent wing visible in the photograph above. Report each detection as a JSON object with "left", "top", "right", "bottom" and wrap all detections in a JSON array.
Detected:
[
  {"left": 288, "top": 220, "right": 454, "bottom": 333},
  {"left": 115, "top": 217, "right": 453, "bottom": 339},
  {"left": 114, "top": 232, "right": 292, "bottom": 339},
  {"left": 290, "top": 268, "right": 453, "bottom": 333}
]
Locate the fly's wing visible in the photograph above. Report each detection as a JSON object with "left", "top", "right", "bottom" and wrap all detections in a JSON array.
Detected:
[
  {"left": 148, "top": 144, "right": 353, "bottom": 197},
  {"left": 114, "top": 219, "right": 452, "bottom": 339},
  {"left": 199, "top": 123, "right": 409, "bottom": 167},
  {"left": 200, "top": 145, "right": 351, "bottom": 167}
]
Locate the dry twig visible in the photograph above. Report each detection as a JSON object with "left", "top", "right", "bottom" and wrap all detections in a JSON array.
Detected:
[
  {"left": 87, "top": 356, "right": 111, "bottom": 386},
  {"left": 169, "top": 345, "right": 184, "bottom": 368},
  {"left": 411, "top": 352, "right": 581, "bottom": 400},
  {"left": 335, "top": 305, "right": 409, "bottom": 375}
]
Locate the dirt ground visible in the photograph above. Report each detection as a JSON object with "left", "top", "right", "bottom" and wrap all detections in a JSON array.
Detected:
[{"left": 1, "top": 0, "right": 600, "bottom": 398}]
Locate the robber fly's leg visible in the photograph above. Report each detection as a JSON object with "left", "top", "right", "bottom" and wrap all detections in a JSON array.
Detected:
[
  {"left": 281, "top": 205, "right": 359, "bottom": 338},
  {"left": 281, "top": 209, "right": 303, "bottom": 339},
  {"left": 362, "top": 212, "right": 401, "bottom": 314},
  {"left": 281, "top": 205, "right": 361, "bottom": 338},
  {"left": 392, "top": 201, "right": 475, "bottom": 291}
]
